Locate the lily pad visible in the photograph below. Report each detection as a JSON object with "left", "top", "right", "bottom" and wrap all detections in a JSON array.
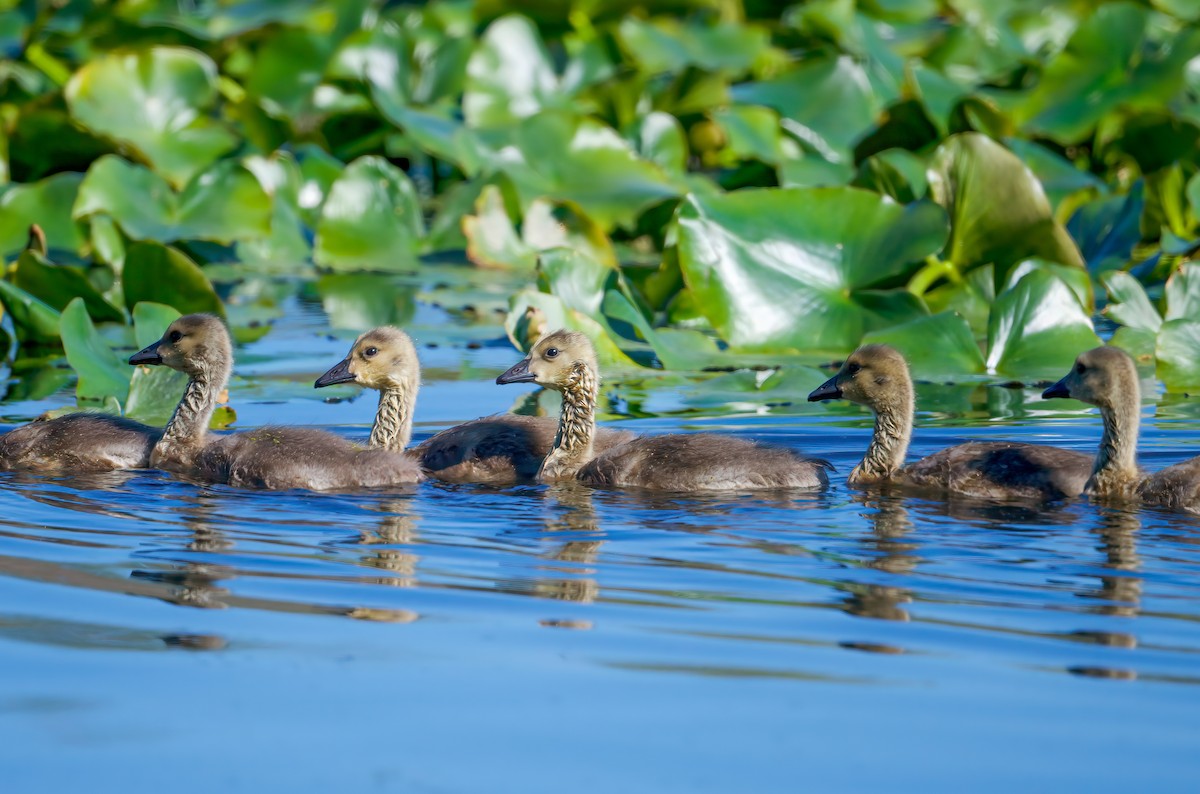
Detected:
[
  {"left": 1102, "top": 271, "right": 1161, "bottom": 333},
  {"left": 675, "top": 186, "right": 949, "bottom": 354},
  {"left": 928, "top": 133, "right": 1085, "bottom": 289},
  {"left": 0, "top": 173, "right": 85, "bottom": 256},
  {"left": 13, "top": 249, "right": 124, "bottom": 323},
  {"left": 504, "top": 288, "right": 635, "bottom": 368},
  {"left": 617, "top": 17, "right": 769, "bottom": 75},
  {"left": 60, "top": 298, "right": 129, "bottom": 403},
  {"left": 628, "top": 112, "right": 688, "bottom": 175},
  {"left": 985, "top": 269, "right": 1100, "bottom": 379},
  {"left": 861, "top": 311, "right": 985, "bottom": 379},
  {"left": 1156, "top": 319, "right": 1200, "bottom": 392},
  {"left": 462, "top": 185, "right": 538, "bottom": 270},
  {"left": 122, "top": 242, "right": 225, "bottom": 318},
  {"left": 73, "top": 155, "right": 272, "bottom": 245},
  {"left": 0, "top": 279, "right": 61, "bottom": 344},
  {"left": 65, "top": 47, "right": 238, "bottom": 187},
  {"left": 1163, "top": 263, "right": 1200, "bottom": 322},
  {"left": 313, "top": 156, "right": 425, "bottom": 272},
  {"left": 463, "top": 14, "right": 566, "bottom": 129}
]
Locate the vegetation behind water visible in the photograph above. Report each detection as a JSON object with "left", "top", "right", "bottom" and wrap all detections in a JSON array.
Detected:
[{"left": 1, "top": 0, "right": 1199, "bottom": 421}]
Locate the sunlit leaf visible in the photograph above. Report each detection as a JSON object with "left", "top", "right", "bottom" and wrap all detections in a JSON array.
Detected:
[
  {"left": 986, "top": 270, "right": 1100, "bottom": 379},
  {"left": 463, "top": 14, "right": 566, "bottom": 129},
  {"left": 862, "top": 311, "right": 985, "bottom": 378},
  {"left": 245, "top": 27, "right": 333, "bottom": 121},
  {"left": 462, "top": 184, "right": 537, "bottom": 270},
  {"left": 65, "top": 47, "right": 238, "bottom": 186},
  {"left": 627, "top": 111, "right": 688, "bottom": 175},
  {"left": 13, "top": 249, "right": 124, "bottom": 322},
  {"left": 0, "top": 173, "right": 85, "bottom": 256},
  {"left": 1005, "top": 137, "right": 1107, "bottom": 211},
  {"left": 1164, "top": 263, "right": 1200, "bottom": 321},
  {"left": 505, "top": 288, "right": 635, "bottom": 367},
  {"left": 617, "top": 17, "right": 769, "bottom": 75},
  {"left": 122, "top": 242, "right": 225, "bottom": 318},
  {"left": 313, "top": 156, "right": 424, "bottom": 272},
  {"left": 675, "top": 187, "right": 948, "bottom": 354},
  {"left": 1156, "top": 319, "right": 1200, "bottom": 392},
  {"left": 60, "top": 297, "right": 128, "bottom": 403},
  {"left": 1103, "top": 271, "right": 1162, "bottom": 333}
]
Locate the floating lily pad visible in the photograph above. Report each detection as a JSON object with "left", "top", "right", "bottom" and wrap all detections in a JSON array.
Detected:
[
  {"left": 617, "top": 17, "right": 769, "bottom": 75},
  {"left": 60, "top": 298, "right": 129, "bottom": 403},
  {"left": 675, "top": 186, "right": 948, "bottom": 354},
  {"left": 313, "top": 156, "right": 425, "bottom": 272},
  {"left": 0, "top": 173, "right": 85, "bottom": 256},
  {"left": 986, "top": 270, "right": 1100, "bottom": 379},
  {"left": 1103, "top": 271, "right": 1162, "bottom": 332},
  {"left": 1156, "top": 319, "right": 1200, "bottom": 392},
  {"left": 14, "top": 249, "right": 124, "bottom": 323},
  {"left": 862, "top": 311, "right": 985, "bottom": 379},
  {"left": 1163, "top": 263, "right": 1200, "bottom": 321},
  {"left": 65, "top": 47, "right": 238, "bottom": 187},
  {"left": 122, "top": 242, "right": 225, "bottom": 318},
  {"left": 462, "top": 185, "right": 537, "bottom": 270},
  {"left": 463, "top": 15, "right": 566, "bottom": 129}
]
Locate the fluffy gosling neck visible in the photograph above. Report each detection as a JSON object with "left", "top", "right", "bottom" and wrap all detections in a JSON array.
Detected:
[
  {"left": 370, "top": 385, "right": 416, "bottom": 452},
  {"left": 1087, "top": 388, "right": 1141, "bottom": 500},
  {"left": 154, "top": 360, "right": 230, "bottom": 468},
  {"left": 853, "top": 380, "right": 914, "bottom": 486},
  {"left": 539, "top": 362, "right": 598, "bottom": 483}
]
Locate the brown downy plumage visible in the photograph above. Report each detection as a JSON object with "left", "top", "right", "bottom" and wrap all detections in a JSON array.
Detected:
[
  {"left": 808, "top": 344, "right": 1091, "bottom": 500},
  {"left": 497, "top": 330, "right": 832, "bottom": 491},
  {"left": 314, "top": 326, "right": 635, "bottom": 484},
  {"left": 1044, "top": 346, "right": 1198, "bottom": 512},
  {"left": 131, "top": 314, "right": 422, "bottom": 490}
]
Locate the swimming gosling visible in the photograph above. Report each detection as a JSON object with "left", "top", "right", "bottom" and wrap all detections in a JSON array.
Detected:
[
  {"left": 130, "top": 314, "right": 422, "bottom": 490},
  {"left": 496, "top": 330, "right": 832, "bottom": 491},
  {"left": 314, "top": 326, "right": 635, "bottom": 484},
  {"left": 1043, "top": 346, "right": 1198, "bottom": 512},
  {"left": 0, "top": 412, "right": 160, "bottom": 473},
  {"left": 807, "top": 344, "right": 1091, "bottom": 500}
]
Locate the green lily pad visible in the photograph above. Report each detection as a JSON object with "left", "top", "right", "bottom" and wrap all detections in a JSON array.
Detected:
[
  {"left": 861, "top": 311, "right": 985, "bottom": 379},
  {"left": 13, "top": 249, "right": 124, "bottom": 323},
  {"left": 1156, "top": 319, "right": 1200, "bottom": 392},
  {"left": 245, "top": 27, "right": 334, "bottom": 121},
  {"left": 1003, "top": 258, "right": 1092, "bottom": 312},
  {"left": 60, "top": 297, "right": 129, "bottom": 403},
  {"left": 504, "top": 288, "right": 635, "bottom": 368},
  {"left": 0, "top": 279, "right": 61, "bottom": 344},
  {"left": 1102, "top": 271, "right": 1162, "bottom": 332},
  {"left": 0, "top": 173, "right": 85, "bottom": 256},
  {"left": 616, "top": 17, "right": 769, "bottom": 75},
  {"left": 627, "top": 112, "right": 688, "bottom": 175},
  {"left": 122, "top": 242, "right": 225, "bottom": 318},
  {"left": 928, "top": 133, "right": 1084, "bottom": 289},
  {"left": 74, "top": 155, "right": 272, "bottom": 245},
  {"left": 709, "top": 106, "right": 785, "bottom": 165},
  {"left": 986, "top": 269, "right": 1101, "bottom": 379},
  {"left": 1164, "top": 263, "right": 1200, "bottom": 321},
  {"left": 463, "top": 14, "right": 566, "bottom": 129},
  {"left": 64, "top": 47, "right": 238, "bottom": 187},
  {"left": 313, "top": 156, "right": 425, "bottom": 272},
  {"left": 1004, "top": 137, "right": 1107, "bottom": 211},
  {"left": 462, "top": 185, "right": 538, "bottom": 270},
  {"left": 675, "top": 186, "right": 948, "bottom": 354}
]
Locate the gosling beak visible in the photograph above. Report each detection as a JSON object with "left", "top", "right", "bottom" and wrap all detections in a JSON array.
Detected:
[
  {"left": 128, "top": 341, "right": 163, "bottom": 366},
  {"left": 808, "top": 374, "right": 843, "bottom": 402},
  {"left": 315, "top": 358, "right": 356, "bottom": 388},
  {"left": 496, "top": 357, "right": 535, "bottom": 385},
  {"left": 1042, "top": 376, "right": 1071, "bottom": 400}
]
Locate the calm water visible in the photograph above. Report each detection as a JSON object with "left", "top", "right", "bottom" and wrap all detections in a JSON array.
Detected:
[{"left": 1, "top": 289, "right": 1198, "bottom": 792}]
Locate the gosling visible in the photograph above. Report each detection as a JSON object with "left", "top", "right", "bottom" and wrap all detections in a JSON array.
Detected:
[
  {"left": 314, "top": 326, "right": 635, "bottom": 484},
  {"left": 0, "top": 412, "right": 159, "bottom": 473},
  {"left": 807, "top": 344, "right": 1091, "bottom": 500},
  {"left": 1043, "top": 346, "right": 1198, "bottom": 512},
  {"left": 496, "top": 330, "right": 832, "bottom": 491},
  {"left": 130, "top": 314, "right": 422, "bottom": 490}
]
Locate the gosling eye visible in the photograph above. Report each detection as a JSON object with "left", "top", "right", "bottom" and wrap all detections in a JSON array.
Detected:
[
  {"left": 364, "top": 346, "right": 378, "bottom": 358},
  {"left": 1075, "top": 363, "right": 1086, "bottom": 374},
  {"left": 846, "top": 362, "right": 861, "bottom": 375},
  {"left": 168, "top": 330, "right": 183, "bottom": 343},
  {"left": 544, "top": 347, "right": 559, "bottom": 359}
]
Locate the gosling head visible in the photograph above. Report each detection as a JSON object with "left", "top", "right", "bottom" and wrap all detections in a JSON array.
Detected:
[
  {"left": 496, "top": 330, "right": 597, "bottom": 390},
  {"left": 315, "top": 327, "right": 419, "bottom": 391},
  {"left": 1042, "top": 346, "right": 1137, "bottom": 409},
  {"left": 808, "top": 344, "right": 912, "bottom": 410},
  {"left": 129, "top": 314, "right": 232, "bottom": 379}
]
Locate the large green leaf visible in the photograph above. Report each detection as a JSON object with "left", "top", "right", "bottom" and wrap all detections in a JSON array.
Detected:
[
  {"left": 64, "top": 47, "right": 238, "bottom": 187},
  {"left": 73, "top": 155, "right": 272, "bottom": 244},
  {"left": 0, "top": 173, "right": 85, "bottom": 256},
  {"left": 495, "top": 112, "right": 681, "bottom": 230},
  {"left": 126, "top": 302, "right": 187, "bottom": 424},
  {"left": 1164, "top": 263, "right": 1200, "bottom": 322},
  {"left": 60, "top": 298, "right": 129, "bottom": 403},
  {"left": 1103, "top": 271, "right": 1162, "bottom": 333},
  {"left": 245, "top": 27, "right": 334, "bottom": 121},
  {"left": 862, "top": 312, "right": 985, "bottom": 379},
  {"left": 313, "top": 156, "right": 424, "bottom": 272},
  {"left": 122, "top": 242, "right": 225, "bottom": 318},
  {"left": 0, "top": 279, "right": 61, "bottom": 344},
  {"left": 675, "top": 187, "right": 948, "bottom": 354},
  {"left": 504, "top": 288, "right": 635, "bottom": 368},
  {"left": 462, "top": 15, "right": 566, "bottom": 129},
  {"left": 13, "top": 250, "right": 124, "bottom": 323},
  {"left": 928, "top": 133, "right": 1084, "bottom": 289},
  {"left": 1156, "top": 320, "right": 1200, "bottom": 392},
  {"left": 986, "top": 270, "right": 1101, "bottom": 379},
  {"left": 616, "top": 17, "right": 769, "bottom": 75}
]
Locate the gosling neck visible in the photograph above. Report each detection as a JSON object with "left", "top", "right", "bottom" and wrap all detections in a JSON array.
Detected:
[
  {"left": 370, "top": 384, "right": 416, "bottom": 452},
  {"left": 538, "top": 362, "right": 597, "bottom": 483},
  {"left": 1086, "top": 391, "right": 1141, "bottom": 500},
  {"left": 851, "top": 383, "right": 913, "bottom": 486},
  {"left": 153, "top": 360, "right": 230, "bottom": 469}
]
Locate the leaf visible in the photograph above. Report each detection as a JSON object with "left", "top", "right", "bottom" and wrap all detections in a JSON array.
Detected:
[
  {"left": 60, "top": 298, "right": 129, "bottom": 403},
  {"left": 64, "top": 47, "right": 238, "bottom": 187},
  {"left": 1004, "top": 137, "right": 1107, "bottom": 211},
  {"left": 245, "top": 28, "right": 334, "bottom": 121},
  {"left": 986, "top": 270, "right": 1101, "bottom": 379},
  {"left": 709, "top": 106, "right": 784, "bottom": 165},
  {"left": 1102, "top": 271, "right": 1162, "bottom": 333},
  {"left": 13, "top": 250, "right": 124, "bottom": 322},
  {"left": 928, "top": 133, "right": 1084, "bottom": 289},
  {"left": 504, "top": 288, "right": 635, "bottom": 368},
  {"left": 1156, "top": 319, "right": 1200, "bottom": 392},
  {"left": 0, "top": 279, "right": 61, "bottom": 343},
  {"left": 861, "top": 312, "right": 985, "bottom": 379},
  {"left": 313, "top": 156, "right": 425, "bottom": 272},
  {"left": 1164, "top": 263, "right": 1200, "bottom": 322},
  {"left": 122, "top": 242, "right": 225, "bottom": 318},
  {"left": 463, "top": 15, "right": 565, "bottom": 129},
  {"left": 73, "top": 155, "right": 272, "bottom": 244},
  {"left": 675, "top": 187, "right": 948, "bottom": 354},
  {"left": 0, "top": 173, "right": 85, "bottom": 256},
  {"left": 627, "top": 111, "right": 688, "bottom": 175},
  {"left": 1002, "top": 258, "right": 1092, "bottom": 313},
  {"left": 126, "top": 302, "right": 187, "bottom": 424},
  {"left": 462, "top": 184, "right": 537, "bottom": 270},
  {"left": 1066, "top": 189, "right": 1143, "bottom": 274},
  {"left": 616, "top": 17, "right": 769, "bottom": 75}
]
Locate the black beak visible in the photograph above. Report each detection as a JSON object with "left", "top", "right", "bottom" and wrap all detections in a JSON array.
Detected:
[
  {"left": 496, "top": 357, "right": 535, "bottom": 385},
  {"left": 1042, "top": 376, "right": 1071, "bottom": 400},
  {"left": 128, "top": 341, "right": 163, "bottom": 366},
  {"left": 315, "top": 358, "right": 356, "bottom": 388},
  {"left": 808, "top": 374, "right": 843, "bottom": 402}
]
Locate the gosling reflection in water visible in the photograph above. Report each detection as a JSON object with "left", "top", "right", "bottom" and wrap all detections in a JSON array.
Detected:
[
  {"left": 841, "top": 495, "right": 915, "bottom": 626},
  {"left": 354, "top": 498, "right": 420, "bottom": 588}
]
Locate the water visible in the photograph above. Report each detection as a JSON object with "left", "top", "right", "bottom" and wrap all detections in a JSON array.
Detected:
[{"left": 1, "top": 285, "right": 1199, "bottom": 791}]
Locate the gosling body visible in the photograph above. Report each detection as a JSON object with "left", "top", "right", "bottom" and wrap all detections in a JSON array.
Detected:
[
  {"left": 0, "top": 412, "right": 160, "bottom": 473},
  {"left": 315, "top": 327, "right": 634, "bottom": 485},
  {"left": 808, "top": 344, "right": 1091, "bottom": 500},
  {"left": 497, "top": 330, "right": 831, "bottom": 492},
  {"left": 132, "top": 314, "right": 422, "bottom": 491}
]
